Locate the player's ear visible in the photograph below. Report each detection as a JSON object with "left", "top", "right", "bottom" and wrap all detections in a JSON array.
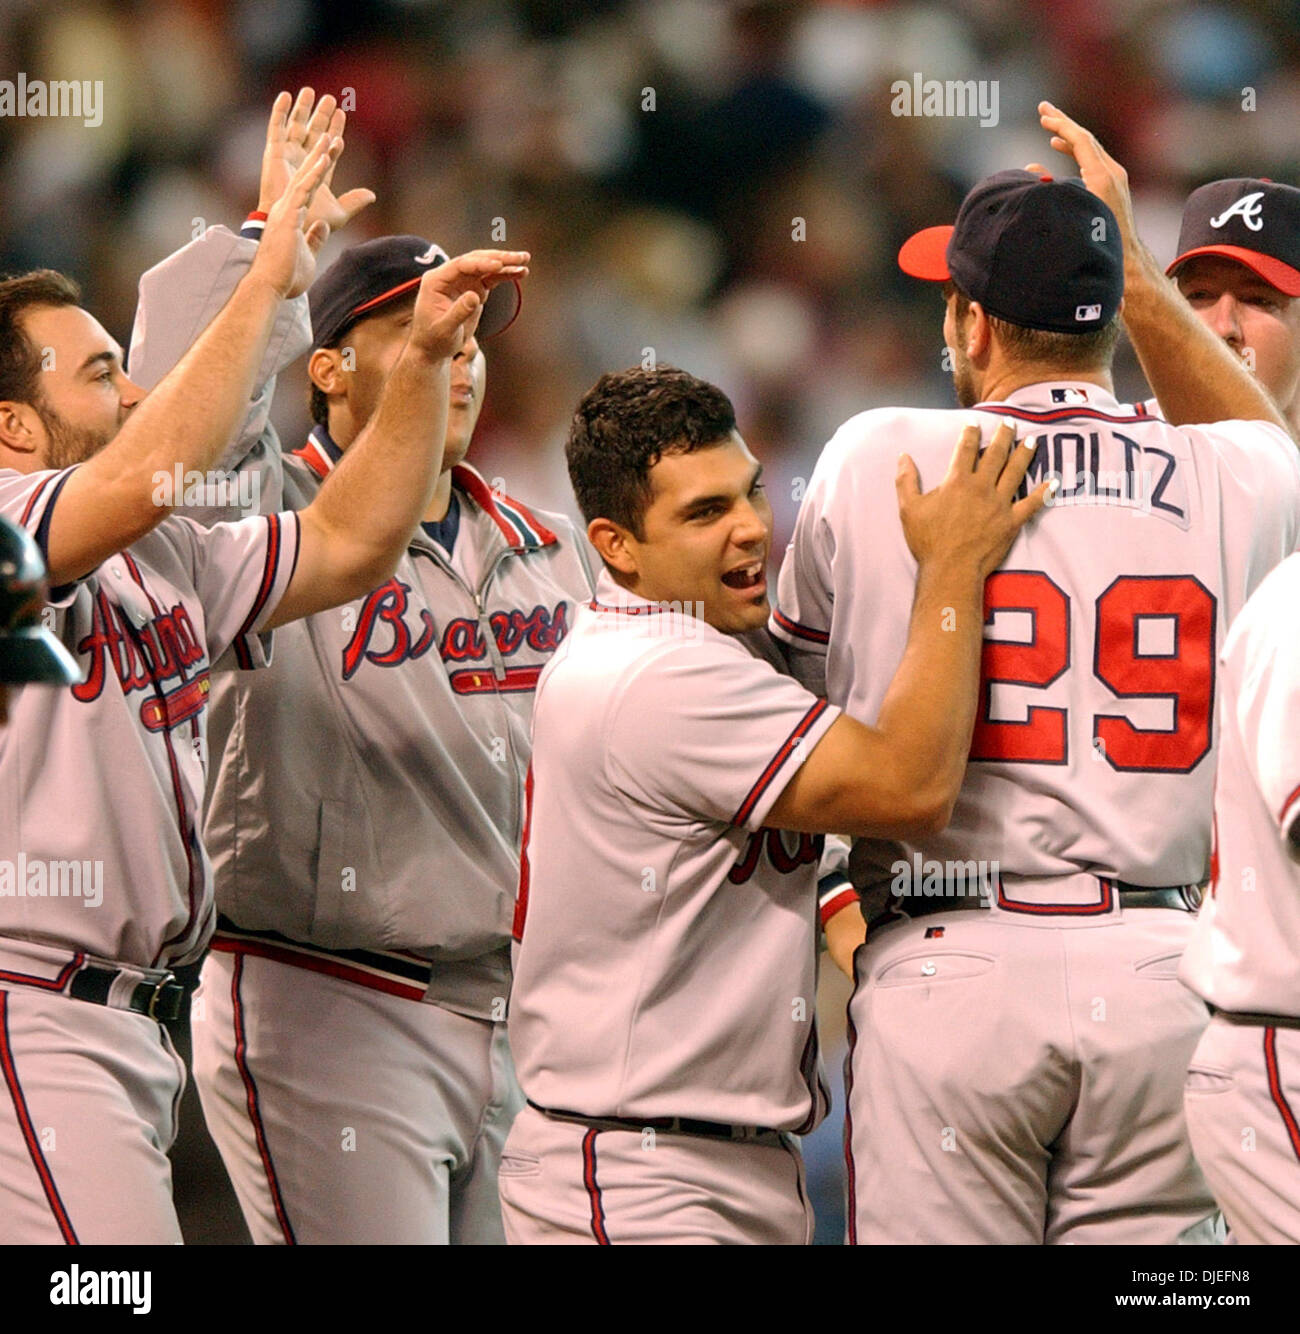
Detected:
[
  {"left": 966, "top": 300, "right": 993, "bottom": 360},
  {"left": 0, "top": 401, "right": 45, "bottom": 459},
  {"left": 307, "top": 347, "right": 347, "bottom": 398},
  {"left": 587, "top": 517, "right": 639, "bottom": 578}
]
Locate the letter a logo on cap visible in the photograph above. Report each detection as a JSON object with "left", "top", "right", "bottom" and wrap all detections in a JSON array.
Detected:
[
  {"left": 1075, "top": 303, "right": 1101, "bottom": 321},
  {"left": 1209, "top": 192, "right": 1265, "bottom": 232},
  {"left": 414, "top": 244, "right": 446, "bottom": 266}
]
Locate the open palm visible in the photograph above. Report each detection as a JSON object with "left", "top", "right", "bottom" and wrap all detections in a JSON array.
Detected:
[{"left": 258, "top": 88, "right": 375, "bottom": 232}]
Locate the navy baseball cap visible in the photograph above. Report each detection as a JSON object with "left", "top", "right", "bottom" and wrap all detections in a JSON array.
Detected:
[
  {"left": 1167, "top": 178, "right": 1300, "bottom": 296},
  {"left": 898, "top": 170, "right": 1124, "bottom": 334},
  {"left": 309, "top": 235, "right": 522, "bottom": 351}
]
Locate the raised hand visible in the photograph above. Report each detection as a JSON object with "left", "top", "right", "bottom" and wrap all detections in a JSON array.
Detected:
[
  {"left": 1032, "top": 101, "right": 1138, "bottom": 261},
  {"left": 247, "top": 133, "right": 341, "bottom": 300},
  {"left": 257, "top": 88, "right": 375, "bottom": 234},
  {"left": 407, "top": 249, "right": 531, "bottom": 361}
]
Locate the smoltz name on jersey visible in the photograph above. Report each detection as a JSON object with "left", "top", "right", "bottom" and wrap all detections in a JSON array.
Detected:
[{"left": 1023, "top": 426, "right": 1189, "bottom": 525}]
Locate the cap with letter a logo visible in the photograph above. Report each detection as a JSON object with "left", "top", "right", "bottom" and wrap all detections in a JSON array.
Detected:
[
  {"left": 309, "top": 234, "right": 523, "bottom": 351},
  {"left": 896, "top": 169, "right": 1124, "bottom": 333},
  {"left": 1167, "top": 178, "right": 1300, "bottom": 296}
]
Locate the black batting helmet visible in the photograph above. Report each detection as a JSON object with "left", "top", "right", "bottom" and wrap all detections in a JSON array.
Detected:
[{"left": 0, "top": 516, "right": 81, "bottom": 685}]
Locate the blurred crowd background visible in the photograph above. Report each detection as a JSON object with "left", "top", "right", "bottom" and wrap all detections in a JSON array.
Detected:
[{"left": 4, "top": 0, "right": 1300, "bottom": 1244}]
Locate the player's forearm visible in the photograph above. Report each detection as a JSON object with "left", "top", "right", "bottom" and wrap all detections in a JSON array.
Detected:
[
  {"left": 1123, "top": 240, "right": 1290, "bottom": 433},
  {"left": 51, "top": 275, "right": 284, "bottom": 583},
  {"left": 296, "top": 344, "right": 451, "bottom": 595},
  {"left": 871, "top": 556, "right": 988, "bottom": 829}
]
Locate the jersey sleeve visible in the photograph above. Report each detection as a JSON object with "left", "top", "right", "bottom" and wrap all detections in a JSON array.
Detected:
[
  {"left": 153, "top": 511, "right": 301, "bottom": 669},
  {"left": 1229, "top": 563, "right": 1300, "bottom": 841},
  {"left": 127, "top": 224, "right": 305, "bottom": 524},
  {"left": 605, "top": 638, "right": 841, "bottom": 832},
  {"left": 0, "top": 466, "right": 82, "bottom": 603},
  {"left": 770, "top": 466, "right": 836, "bottom": 697}
]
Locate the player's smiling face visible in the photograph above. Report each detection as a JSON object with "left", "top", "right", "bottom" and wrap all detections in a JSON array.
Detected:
[
  {"left": 627, "top": 433, "right": 773, "bottom": 634},
  {"left": 13, "top": 305, "right": 142, "bottom": 470},
  {"left": 325, "top": 294, "right": 486, "bottom": 465},
  {"left": 1177, "top": 256, "right": 1300, "bottom": 413}
]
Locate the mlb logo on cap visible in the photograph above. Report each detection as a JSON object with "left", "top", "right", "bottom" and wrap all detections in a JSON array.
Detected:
[{"left": 1075, "top": 304, "right": 1102, "bottom": 322}]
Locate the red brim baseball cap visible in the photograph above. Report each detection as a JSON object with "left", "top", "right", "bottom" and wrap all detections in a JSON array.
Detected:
[
  {"left": 898, "top": 225, "right": 954, "bottom": 281},
  {"left": 310, "top": 235, "right": 523, "bottom": 351},
  {"left": 896, "top": 171, "right": 1123, "bottom": 333},
  {"left": 1166, "top": 244, "right": 1300, "bottom": 297},
  {"left": 1166, "top": 179, "right": 1300, "bottom": 297}
]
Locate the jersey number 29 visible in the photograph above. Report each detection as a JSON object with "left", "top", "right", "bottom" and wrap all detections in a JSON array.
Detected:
[{"left": 969, "top": 570, "right": 1215, "bottom": 773}]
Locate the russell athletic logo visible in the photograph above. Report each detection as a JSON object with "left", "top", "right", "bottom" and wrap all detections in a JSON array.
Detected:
[
  {"left": 50, "top": 1266, "right": 151, "bottom": 1314},
  {"left": 1209, "top": 192, "right": 1265, "bottom": 231}
]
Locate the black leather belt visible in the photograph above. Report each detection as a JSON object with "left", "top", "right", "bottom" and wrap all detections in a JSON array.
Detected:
[
  {"left": 896, "top": 883, "right": 1200, "bottom": 919},
  {"left": 66, "top": 962, "right": 198, "bottom": 1022},
  {"left": 528, "top": 1100, "right": 779, "bottom": 1142},
  {"left": 1208, "top": 1005, "right": 1300, "bottom": 1031}
]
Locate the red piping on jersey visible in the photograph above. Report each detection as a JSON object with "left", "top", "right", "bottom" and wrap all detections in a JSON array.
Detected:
[
  {"left": 118, "top": 553, "right": 203, "bottom": 966},
  {"left": 772, "top": 608, "right": 829, "bottom": 645},
  {"left": 819, "top": 886, "right": 859, "bottom": 927},
  {"left": 1279, "top": 783, "right": 1300, "bottom": 829},
  {"left": 210, "top": 937, "right": 427, "bottom": 1003},
  {"left": 293, "top": 438, "right": 332, "bottom": 481},
  {"left": 289, "top": 443, "right": 555, "bottom": 550},
  {"left": 453, "top": 464, "right": 557, "bottom": 549},
  {"left": 0, "top": 992, "right": 79, "bottom": 1243},
  {"left": 232, "top": 513, "right": 287, "bottom": 671},
  {"left": 512, "top": 764, "right": 535, "bottom": 943},
  {"left": 590, "top": 599, "right": 666, "bottom": 616},
  {"left": 994, "top": 875, "right": 1115, "bottom": 916},
  {"left": 230, "top": 953, "right": 298, "bottom": 1244},
  {"left": 581, "top": 1128, "right": 611, "bottom": 1244},
  {"left": 18, "top": 470, "right": 57, "bottom": 527},
  {"left": 732, "top": 699, "right": 829, "bottom": 827},
  {"left": 970, "top": 404, "right": 1156, "bottom": 425},
  {"left": 843, "top": 1006, "right": 859, "bottom": 1247},
  {"left": 1264, "top": 1028, "right": 1300, "bottom": 1164},
  {"left": 0, "top": 953, "right": 84, "bottom": 991}
]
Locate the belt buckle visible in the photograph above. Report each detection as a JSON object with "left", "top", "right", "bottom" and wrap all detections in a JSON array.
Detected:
[{"left": 146, "top": 972, "right": 179, "bottom": 1021}]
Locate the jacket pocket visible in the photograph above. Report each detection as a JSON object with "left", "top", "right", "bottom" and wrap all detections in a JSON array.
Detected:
[{"left": 308, "top": 798, "right": 373, "bottom": 947}]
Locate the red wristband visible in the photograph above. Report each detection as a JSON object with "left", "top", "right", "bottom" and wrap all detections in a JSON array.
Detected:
[{"left": 245, "top": 210, "right": 268, "bottom": 223}]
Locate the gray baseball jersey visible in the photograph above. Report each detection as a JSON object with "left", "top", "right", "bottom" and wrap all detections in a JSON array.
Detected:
[
  {"left": 773, "top": 382, "right": 1300, "bottom": 1244},
  {"left": 509, "top": 570, "right": 839, "bottom": 1131},
  {"left": 1182, "top": 554, "right": 1300, "bottom": 1243},
  {"left": 0, "top": 467, "right": 300, "bottom": 968},
  {"left": 0, "top": 466, "right": 299, "bottom": 1243},
  {"left": 774, "top": 385, "right": 1300, "bottom": 890}
]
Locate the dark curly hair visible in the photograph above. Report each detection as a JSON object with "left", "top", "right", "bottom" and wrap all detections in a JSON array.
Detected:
[{"left": 566, "top": 365, "right": 738, "bottom": 538}]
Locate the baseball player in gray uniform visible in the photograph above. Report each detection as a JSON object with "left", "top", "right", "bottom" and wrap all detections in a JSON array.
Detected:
[
  {"left": 1180, "top": 552, "right": 1300, "bottom": 1243},
  {"left": 124, "top": 90, "right": 592, "bottom": 1245},
  {"left": 502, "top": 365, "right": 1050, "bottom": 1244},
  {"left": 0, "top": 132, "right": 523, "bottom": 1243},
  {"left": 773, "top": 105, "right": 1300, "bottom": 1245}
]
